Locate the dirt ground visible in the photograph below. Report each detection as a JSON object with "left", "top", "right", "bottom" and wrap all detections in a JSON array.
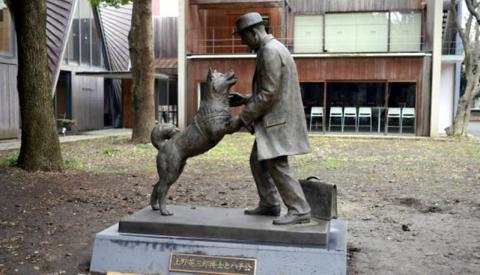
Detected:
[{"left": 0, "top": 134, "right": 479, "bottom": 275}]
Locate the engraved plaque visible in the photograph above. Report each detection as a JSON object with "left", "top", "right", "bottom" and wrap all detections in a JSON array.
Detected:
[{"left": 169, "top": 253, "right": 256, "bottom": 275}]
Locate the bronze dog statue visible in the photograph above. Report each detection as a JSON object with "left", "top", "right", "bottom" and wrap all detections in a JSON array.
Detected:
[{"left": 150, "top": 69, "right": 237, "bottom": 215}]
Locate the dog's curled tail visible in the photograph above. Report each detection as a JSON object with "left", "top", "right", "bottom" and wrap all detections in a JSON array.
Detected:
[{"left": 151, "top": 123, "right": 179, "bottom": 150}]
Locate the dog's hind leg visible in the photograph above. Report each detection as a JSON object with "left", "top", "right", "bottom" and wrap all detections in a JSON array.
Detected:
[
  {"left": 150, "top": 181, "right": 161, "bottom": 210},
  {"left": 154, "top": 162, "right": 186, "bottom": 216},
  {"left": 157, "top": 182, "right": 174, "bottom": 216}
]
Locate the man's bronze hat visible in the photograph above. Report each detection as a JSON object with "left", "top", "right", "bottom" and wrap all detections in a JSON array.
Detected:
[{"left": 233, "top": 12, "right": 264, "bottom": 35}]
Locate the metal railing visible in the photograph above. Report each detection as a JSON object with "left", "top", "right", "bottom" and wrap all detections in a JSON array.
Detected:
[
  {"left": 442, "top": 40, "right": 464, "bottom": 55},
  {"left": 188, "top": 25, "right": 427, "bottom": 55}
]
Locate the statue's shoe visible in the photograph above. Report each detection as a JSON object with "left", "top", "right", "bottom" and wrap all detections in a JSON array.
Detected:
[
  {"left": 273, "top": 212, "right": 311, "bottom": 225},
  {"left": 244, "top": 206, "right": 281, "bottom": 216}
]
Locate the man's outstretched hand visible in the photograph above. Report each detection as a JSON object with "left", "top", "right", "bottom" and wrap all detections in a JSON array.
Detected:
[
  {"left": 226, "top": 115, "right": 243, "bottom": 134},
  {"left": 229, "top": 92, "right": 249, "bottom": 107}
]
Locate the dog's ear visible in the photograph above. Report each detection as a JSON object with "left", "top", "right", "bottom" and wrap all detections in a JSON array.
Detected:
[{"left": 207, "top": 67, "right": 213, "bottom": 80}]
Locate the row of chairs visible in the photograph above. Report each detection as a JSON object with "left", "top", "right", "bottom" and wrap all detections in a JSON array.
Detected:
[
  {"left": 309, "top": 107, "right": 415, "bottom": 133},
  {"left": 386, "top": 107, "right": 416, "bottom": 134}
]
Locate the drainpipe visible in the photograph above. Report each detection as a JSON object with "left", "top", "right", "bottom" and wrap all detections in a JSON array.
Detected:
[
  {"left": 429, "top": 0, "right": 443, "bottom": 137},
  {"left": 177, "top": 0, "right": 187, "bottom": 129}
]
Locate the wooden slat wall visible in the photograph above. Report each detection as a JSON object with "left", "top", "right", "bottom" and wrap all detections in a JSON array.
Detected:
[
  {"left": 121, "top": 79, "right": 133, "bottom": 128},
  {"left": 71, "top": 74, "right": 104, "bottom": 130},
  {"left": 288, "top": 0, "right": 423, "bottom": 13},
  {"left": 46, "top": 0, "right": 75, "bottom": 84},
  {"left": 423, "top": 0, "right": 436, "bottom": 52},
  {"left": 187, "top": 5, "right": 282, "bottom": 54},
  {"left": 98, "top": 4, "right": 132, "bottom": 72},
  {"left": 187, "top": 4, "right": 207, "bottom": 54},
  {"left": 0, "top": 63, "right": 19, "bottom": 139},
  {"left": 154, "top": 17, "right": 178, "bottom": 58},
  {"left": 187, "top": 56, "right": 429, "bottom": 135}
]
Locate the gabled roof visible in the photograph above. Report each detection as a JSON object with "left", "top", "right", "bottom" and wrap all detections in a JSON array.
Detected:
[
  {"left": 98, "top": 4, "right": 132, "bottom": 72},
  {"left": 46, "top": 0, "right": 76, "bottom": 92},
  {"left": 98, "top": 4, "right": 178, "bottom": 75}
]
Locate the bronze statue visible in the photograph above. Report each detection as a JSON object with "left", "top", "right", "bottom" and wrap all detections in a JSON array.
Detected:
[
  {"left": 150, "top": 69, "right": 237, "bottom": 215},
  {"left": 227, "top": 12, "right": 312, "bottom": 225}
]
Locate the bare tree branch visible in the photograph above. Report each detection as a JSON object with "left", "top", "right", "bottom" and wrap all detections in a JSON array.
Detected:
[
  {"left": 451, "top": 0, "right": 471, "bottom": 58},
  {"left": 465, "top": 0, "right": 480, "bottom": 25}
]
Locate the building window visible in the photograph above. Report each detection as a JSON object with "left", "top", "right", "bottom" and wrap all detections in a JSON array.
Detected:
[
  {"left": 325, "top": 12, "right": 389, "bottom": 53},
  {"left": 65, "top": 0, "right": 105, "bottom": 67},
  {"left": 294, "top": 11, "right": 422, "bottom": 53},
  {"left": 390, "top": 11, "right": 422, "bottom": 52},
  {"left": 294, "top": 15, "right": 323, "bottom": 53},
  {"left": 262, "top": 16, "right": 270, "bottom": 34},
  {"left": 472, "top": 96, "right": 480, "bottom": 110},
  {"left": 388, "top": 83, "right": 416, "bottom": 108},
  {"left": 198, "top": 82, "right": 206, "bottom": 110},
  {"left": 0, "top": 1, "right": 14, "bottom": 57}
]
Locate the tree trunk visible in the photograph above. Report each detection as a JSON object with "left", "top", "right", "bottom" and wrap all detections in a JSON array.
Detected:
[
  {"left": 446, "top": 80, "right": 475, "bottom": 136},
  {"left": 8, "top": 0, "right": 64, "bottom": 171},
  {"left": 128, "top": 0, "right": 156, "bottom": 143}
]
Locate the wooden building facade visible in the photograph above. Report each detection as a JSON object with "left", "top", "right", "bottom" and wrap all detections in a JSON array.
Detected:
[{"left": 184, "top": 0, "right": 442, "bottom": 136}]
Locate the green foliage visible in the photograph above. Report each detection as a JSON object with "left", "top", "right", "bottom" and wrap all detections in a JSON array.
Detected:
[
  {"left": 0, "top": 152, "right": 19, "bottom": 168},
  {"left": 103, "top": 148, "right": 120, "bottom": 157},
  {"left": 323, "top": 156, "right": 339, "bottom": 170},
  {"left": 134, "top": 143, "right": 154, "bottom": 150},
  {"left": 89, "top": 0, "right": 130, "bottom": 8},
  {"left": 65, "top": 159, "right": 81, "bottom": 170}
]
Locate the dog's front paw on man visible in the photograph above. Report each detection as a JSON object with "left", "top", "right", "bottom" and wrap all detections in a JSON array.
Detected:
[{"left": 226, "top": 115, "right": 243, "bottom": 134}]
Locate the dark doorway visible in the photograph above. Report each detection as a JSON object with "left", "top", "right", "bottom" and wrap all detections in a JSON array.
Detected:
[
  {"left": 301, "top": 82, "right": 325, "bottom": 130},
  {"left": 326, "top": 82, "right": 386, "bottom": 132},
  {"left": 54, "top": 71, "right": 72, "bottom": 119},
  {"left": 104, "top": 79, "right": 115, "bottom": 127},
  {"left": 156, "top": 78, "right": 178, "bottom": 126}
]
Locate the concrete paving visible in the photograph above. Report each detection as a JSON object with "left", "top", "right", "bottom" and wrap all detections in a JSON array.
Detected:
[{"left": 0, "top": 128, "right": 132, "bottom": 151}]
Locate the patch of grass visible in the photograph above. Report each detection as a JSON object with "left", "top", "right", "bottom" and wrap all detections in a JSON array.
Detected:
[
  {"left": 134, "top": 143, "right": 154, "bottom": 150},
  {"left": 460, "top": 146, "right": 480, "bottom": 155},
  {"left": 323, "top": 156, "right": 339, "bottom": 170},
  {"left": 103, "top": 148, "right": 120, "bottom": 157},
  {"left": 0, "top": 152, "right": 19, "bottom": 168},
  {"left": 65, "top": 159, "right": 81, "bottom": 170}
]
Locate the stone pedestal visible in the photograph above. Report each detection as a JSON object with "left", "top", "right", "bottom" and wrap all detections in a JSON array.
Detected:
[{"left": 90, "top": 206, "right": 347, "bottom": 275}]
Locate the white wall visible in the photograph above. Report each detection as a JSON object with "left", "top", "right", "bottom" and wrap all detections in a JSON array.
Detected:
[{"left": 438, "top": 63, "right": 455, "bottom": 135}]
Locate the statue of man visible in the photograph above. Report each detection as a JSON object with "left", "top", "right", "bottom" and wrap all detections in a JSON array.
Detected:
[{"left": 227, "top": 12, "right": 311, "bottom": 225}]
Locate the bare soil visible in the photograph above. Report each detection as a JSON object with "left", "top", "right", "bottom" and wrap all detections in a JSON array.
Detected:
[{"left": 0, "top": 134, "right": 479, "bottom": 275}]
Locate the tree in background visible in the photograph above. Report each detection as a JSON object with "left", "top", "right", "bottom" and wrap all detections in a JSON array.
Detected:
[
  {"left": 6, "top": 0, "right": 64, "bottom": 171},
  {"left": 446, "top": 0, "right": 480, "bottom": 136},
  {"left": 92, "top": 0, "right": 155, "bottom": 143},
  {"left": 129, "top": 0, "right": 156, "bottom": 143}
]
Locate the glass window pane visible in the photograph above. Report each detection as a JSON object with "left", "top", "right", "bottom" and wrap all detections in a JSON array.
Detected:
[
  {"left": 390, "top": 12, "right": 422, "bottom": 52},
  {"left": 325, "top": 12, "right": 388, "bottom": 52},
  {"left": 388, "top": 83, "right": 416, "bottom": 108},
  {"left": 66, "top": 6, "right": 80, "bottom": 64},
  {"left": 0, "top": 1, "right": 13, "bottom": 56},
  {"left": 355, "top": 13, "right": 388, "bottom": 52},
  {"left": 294, "top": 15, "right": 323, "bottom": 53},
  {"left": 325, "top": 14, "right": 356, "bottom": 52},
  {"left": 79, "top": 0, "right": 92, "bottom": 65},
  {"left": 92, "top": 18, "right": 102, "bottom": 66}
]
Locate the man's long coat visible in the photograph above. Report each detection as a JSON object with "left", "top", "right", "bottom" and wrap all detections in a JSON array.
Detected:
[{"left": 239, "top": 34, "right": 311, "bottom": 160}]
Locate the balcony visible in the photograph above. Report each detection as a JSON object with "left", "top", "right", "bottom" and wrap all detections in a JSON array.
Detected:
[
  {"left": 188, "top": 25, "right": 425, "bottom": 56},
  {"left": 191, "top": 0, "right": 284, "bottom": 9},
  {"left": 442, "top": 40, "right": 463, "bottom": 55}
]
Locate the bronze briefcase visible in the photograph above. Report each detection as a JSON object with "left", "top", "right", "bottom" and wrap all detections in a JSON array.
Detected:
[{"left": 299, "top": 176, "right": 338, "bottom": 221}]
